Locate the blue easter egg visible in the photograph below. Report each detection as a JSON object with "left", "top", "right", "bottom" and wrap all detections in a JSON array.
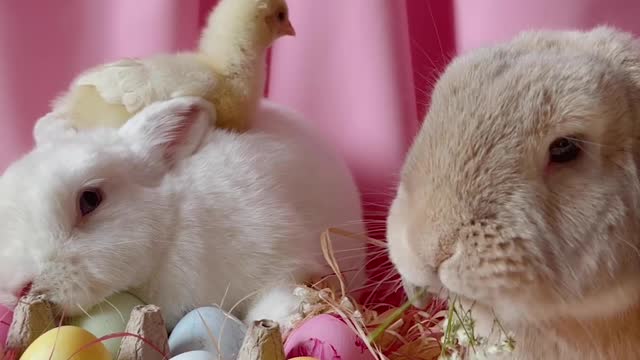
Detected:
[
  {"left": 170, "top": 350, "right": 217, "bottom": 360},
  {"left": 168, "top": 306, "right": 246, "bottom": 359}
]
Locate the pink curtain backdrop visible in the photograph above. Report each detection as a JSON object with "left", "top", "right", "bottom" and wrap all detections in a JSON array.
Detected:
[
  {"left": 3, "top": 0, "right": 640, "bottom": 200},
  {"left": 3, "top": 0, "right": 640, "bottom": 204}
]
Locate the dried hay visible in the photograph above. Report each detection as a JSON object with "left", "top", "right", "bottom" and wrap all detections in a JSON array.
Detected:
[{"left": 287, "top": 228, "right": 447, "bottom": 360}]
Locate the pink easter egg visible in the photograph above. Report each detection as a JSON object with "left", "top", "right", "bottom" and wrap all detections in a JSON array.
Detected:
[
  {"left": 0, "top": 303, "right": 12, "bottom": 346},
  {"left": 284, "top": 314, "right": 375, "bottom": 360}
]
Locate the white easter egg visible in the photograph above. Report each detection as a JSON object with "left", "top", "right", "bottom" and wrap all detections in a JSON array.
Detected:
[
  {"left": 170, "top": 350, "right": 217, "bottom": 360},
  {"left": 69, "top": 292, "right": 146, "bottom": 358},
  {"left": 169, "top": 306, "right": 246, "bottom": 359}
]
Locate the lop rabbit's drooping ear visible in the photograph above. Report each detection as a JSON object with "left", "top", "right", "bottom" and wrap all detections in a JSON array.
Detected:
[
  {"left": 516, "top": 26, "right": 640, "bottom": 170},
  {"left": 119, "top": 97, "right": 215, "bottom": 176},
  {"left": 582, "top": 27, "right": 640, "bottom": 86},
  {"left": 511, "top": 26, "right": 640, "bottom": 92}
]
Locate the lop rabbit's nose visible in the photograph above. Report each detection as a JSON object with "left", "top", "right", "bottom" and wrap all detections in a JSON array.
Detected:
[{"left": 402, "top": 279, "right": 431, "bottom": 309}]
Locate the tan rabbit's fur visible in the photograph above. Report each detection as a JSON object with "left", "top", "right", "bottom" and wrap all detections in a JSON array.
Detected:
[{"left": 387, "top": 26, "right": 640, "bottom": 359}]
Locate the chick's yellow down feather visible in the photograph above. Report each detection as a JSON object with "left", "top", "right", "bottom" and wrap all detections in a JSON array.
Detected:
[
  {"left": 58, "top": 54, "right": 217, "bottom": 129},
  {"left": 53, "top": 0, "right": 295, "bottom": 133}
]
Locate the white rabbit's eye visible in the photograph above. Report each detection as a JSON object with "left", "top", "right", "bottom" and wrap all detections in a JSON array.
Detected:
[
  {"left": 549, "top": 137, "right": 581, "bottom": 163},
  {"left": 78, "top": 188, "right": 103, "bottom": 216}
]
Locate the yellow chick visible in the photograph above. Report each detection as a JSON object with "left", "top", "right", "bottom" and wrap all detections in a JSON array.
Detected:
[{"left": 53, "top": 0, "right": 295, "bottom": 133}]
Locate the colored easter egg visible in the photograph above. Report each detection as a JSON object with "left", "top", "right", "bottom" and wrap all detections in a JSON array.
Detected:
[
  {"left": 0, "top": 304, "right": 12, "bottom": 346},
  {"left": 284, "top": 314, "right": 375, "bottom": 360},
  {"left": 20, "top": 326, "right": 111, "bottom": 360},
  {"left": 170, "top": 350, "right": 216, "bottom": 359},
  {"left": 169, "top": 306, "right": 246, "bottom": 359},
  {"left": 69, "top": 291, "right": 145, "bottom": 357}
]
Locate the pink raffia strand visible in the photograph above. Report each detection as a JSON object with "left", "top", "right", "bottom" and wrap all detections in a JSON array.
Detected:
[{"left": 64, "top": 332, "right": 170, "bottom": 360}]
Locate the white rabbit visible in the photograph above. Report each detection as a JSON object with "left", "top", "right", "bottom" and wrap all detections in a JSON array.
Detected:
[
  {"left": 0, "top": 97, "right": 366, "bottom": 331},
  {"left": 387, "top": 26, "right": 640, "bottom": 359}
]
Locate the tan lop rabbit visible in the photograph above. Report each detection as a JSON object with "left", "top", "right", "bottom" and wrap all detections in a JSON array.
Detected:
[{"left": 387, "top": 26, "right": 640, "bottom": 359}]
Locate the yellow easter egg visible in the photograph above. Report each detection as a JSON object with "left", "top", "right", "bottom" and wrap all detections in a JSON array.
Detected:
[{"left": 20, "top": 326, "right": 111, "bottom": 360}]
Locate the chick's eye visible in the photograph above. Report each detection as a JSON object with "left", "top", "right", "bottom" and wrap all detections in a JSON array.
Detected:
[
  {"left": 277, "top": 10, "right": 286, "bottom": 21},
  {"left": 549, "top": 137, "right": 581, "bottom": 163},
  {"left": 78, "top": 188, "right": 103, "bottom": 216}
]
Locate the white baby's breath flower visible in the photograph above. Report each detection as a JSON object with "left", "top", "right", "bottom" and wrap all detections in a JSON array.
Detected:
[
  {"left": 293, "top": 286, "right": 312, "bottom": 298},
  {"left": 449, "top": 350, "right": 462, "bottom": 360},
  {"left": 486, "top": 345, "right": 500, "bottom": 355},
  {"left": 438, "top": 296, "right": 516, "bottom": 359},
  {"left": 294, "top": 286, "right": 323, "bottom": 307},
  {"left": 462, "top": 316, "right": 475, "bottom": 329},
  {"left": 456, "top": 328, "right": 470, "bottom": 346},
  {"left": 502, "top": 337, "right": 516, "bottom": 352}
]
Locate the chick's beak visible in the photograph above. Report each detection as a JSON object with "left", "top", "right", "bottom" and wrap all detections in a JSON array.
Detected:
[{"left": 281, "top": 19, "right": 296, "bottom": 36}]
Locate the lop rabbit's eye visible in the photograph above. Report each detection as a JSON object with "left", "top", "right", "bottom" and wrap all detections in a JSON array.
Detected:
[
  {"left": 78, "top": 188, "right": 103, "bottom": 216},
  {"left": 549, "top": 137, "right": 581, "bottom": 163}
]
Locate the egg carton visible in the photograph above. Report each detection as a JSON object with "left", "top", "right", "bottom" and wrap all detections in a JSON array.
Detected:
[{"left": 4, "top": 294, "right": 286, "bottom": 360}]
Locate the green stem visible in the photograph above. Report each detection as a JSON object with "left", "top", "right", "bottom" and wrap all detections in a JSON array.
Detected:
[
  {"left": 367, "top": 288, "right": 426, "bottom": 344},
  {"left": 441, "top": 296, "right": 457, "bottom": 358},
  {"left": 492, "top": 310, "right": 509, "bottom": 336},
  {"left": 452, "top": 305, "right": 476, "bottom": 353}
]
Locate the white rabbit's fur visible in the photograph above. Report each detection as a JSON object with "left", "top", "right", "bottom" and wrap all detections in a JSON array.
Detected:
[
  {"left": 0, "top": 97, "right": 365, "bottom": 330},
  {"left": 388, "top": 26, "right": 640, "bottom": 359}
]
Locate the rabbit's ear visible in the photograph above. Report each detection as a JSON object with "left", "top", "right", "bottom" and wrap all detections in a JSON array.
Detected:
[
  {"left": 119, "top": 97, "right": 215, "bottom": 174},
  {"left": 33, "top": 112, "right": 78, "bottom": 145},
  {"left": 511, "top": 26, "right": 640, "bottom": 168},
  {"left": 512, "top": 26, "right": 640, "bottom": 91},
  {"left": 581, "top": 26, "right": 640, "bottom": 91},
  {"left": 577, "top": 27, "right": 640, "bottom": 180}
]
